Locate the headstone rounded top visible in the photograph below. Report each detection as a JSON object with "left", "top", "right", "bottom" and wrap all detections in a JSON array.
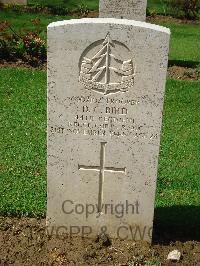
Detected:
[{"left": 47, "top": 18, "right": 170, "bottom": 35}]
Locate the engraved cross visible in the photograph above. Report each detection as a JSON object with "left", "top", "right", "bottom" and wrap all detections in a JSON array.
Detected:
[{"left": 78, "top": 142, "right": 126, "bottom": 213}]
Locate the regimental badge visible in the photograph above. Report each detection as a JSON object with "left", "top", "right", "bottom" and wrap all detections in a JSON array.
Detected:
[{"left": 79, "top": 32, "right": 135, "bottom": 96}]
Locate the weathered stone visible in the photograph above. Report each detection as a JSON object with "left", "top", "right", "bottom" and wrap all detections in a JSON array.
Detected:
[
  {"left": 47, "top": 18, "right": 170, "bottom": 242},
  {"left": 99, "top": 0, "right": 147, "bottom": 21},
  {"left": 0, "top": 0, "right": 27, "bottom": 4},
  {"left": 167, "top": 250, "right": 181, "bottom": 261}
]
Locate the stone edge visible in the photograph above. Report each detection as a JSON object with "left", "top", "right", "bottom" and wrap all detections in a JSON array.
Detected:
[{"left": 47, "top": 18, "right": 170, "bottom": 35}]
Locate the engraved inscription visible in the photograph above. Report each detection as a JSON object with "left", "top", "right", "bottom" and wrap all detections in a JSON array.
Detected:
[
  {"left": 50, "top": 94, "right": 159, "bottom": 141},
  {"left": 49, "top": 94, "right": 160, "bottom": 140},
  {"left": 50, "top": 126, "right": 64, "bottom": 134},
  {"left": 78, "top": 142, "right": 126, "bottom": 213},
  {"left": 79, "top": 32, "right": 135, "bottom": 95}
]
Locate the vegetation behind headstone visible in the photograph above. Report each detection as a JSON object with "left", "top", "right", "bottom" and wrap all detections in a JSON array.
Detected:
[
  {"left": 0, "top": 20, "right": 46, "bottom": 66},
  {"left": 167, "top": 0, "right": 200, "bottom": 19}
]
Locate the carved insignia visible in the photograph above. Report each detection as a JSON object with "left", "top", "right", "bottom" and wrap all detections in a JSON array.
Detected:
[{"left": 79, "top": 32, "right": 135, "bottom": 95}]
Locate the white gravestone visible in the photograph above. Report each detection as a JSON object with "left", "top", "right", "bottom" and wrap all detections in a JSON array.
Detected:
[
  {"left": 99, "top": 0, "right": 147, "bottom": 21},
  {"left": 47, "top": 18, "right": 170, "bottom": 242}
]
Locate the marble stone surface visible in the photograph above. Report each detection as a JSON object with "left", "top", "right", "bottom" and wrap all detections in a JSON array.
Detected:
[
  {"left": 47, "top": 18, "right": 170, "bottom": 242},
  {"left": 99, "top": 0, "right": 147, "bottom": 21}
]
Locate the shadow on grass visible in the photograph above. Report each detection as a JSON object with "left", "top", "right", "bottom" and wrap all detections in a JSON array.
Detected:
[
  {"left": 168, "top": 59, "right": 200, "bottom": 68},
  {"left": 153, "top": 206, "right": 200, "bottom": 244}
]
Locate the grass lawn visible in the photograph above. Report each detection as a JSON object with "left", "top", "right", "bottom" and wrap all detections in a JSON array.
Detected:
[
  {"left": 0, "top": 68, "right": 46, "bottom": 216},
  {"left": 0, "top": 10, "right": 71, "bottom": 40},
  {"left": 28, "top": 0, "right": 99, "bottom": 10},
  {"left": 147, "top": 0, "right": 168, "bottom": 14},
  {"left": 157, "top": 79, "right": 200, "bottom": 207},
  {"left": 160, "top": 22, "right": 200, "bottom": 63},
  {"left": 0, "top": 67, "right": 199, "bottom": 222}
]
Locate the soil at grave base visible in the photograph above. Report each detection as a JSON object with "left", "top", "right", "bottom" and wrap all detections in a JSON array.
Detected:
[
  {"left": 168, "top": 66, "right": 200, "bottom": 81},
  {"left": 0, "top": 217, "right": 200, "bottom": 265},
  {"left": 0, "top": 60, "right": 199, "bottom": 81},
  {"left": 0, "top": 60, "right": 47, "bottom": 71},
  {"left": 147, "top": 15, "right": 200, "bottom": 25}
]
